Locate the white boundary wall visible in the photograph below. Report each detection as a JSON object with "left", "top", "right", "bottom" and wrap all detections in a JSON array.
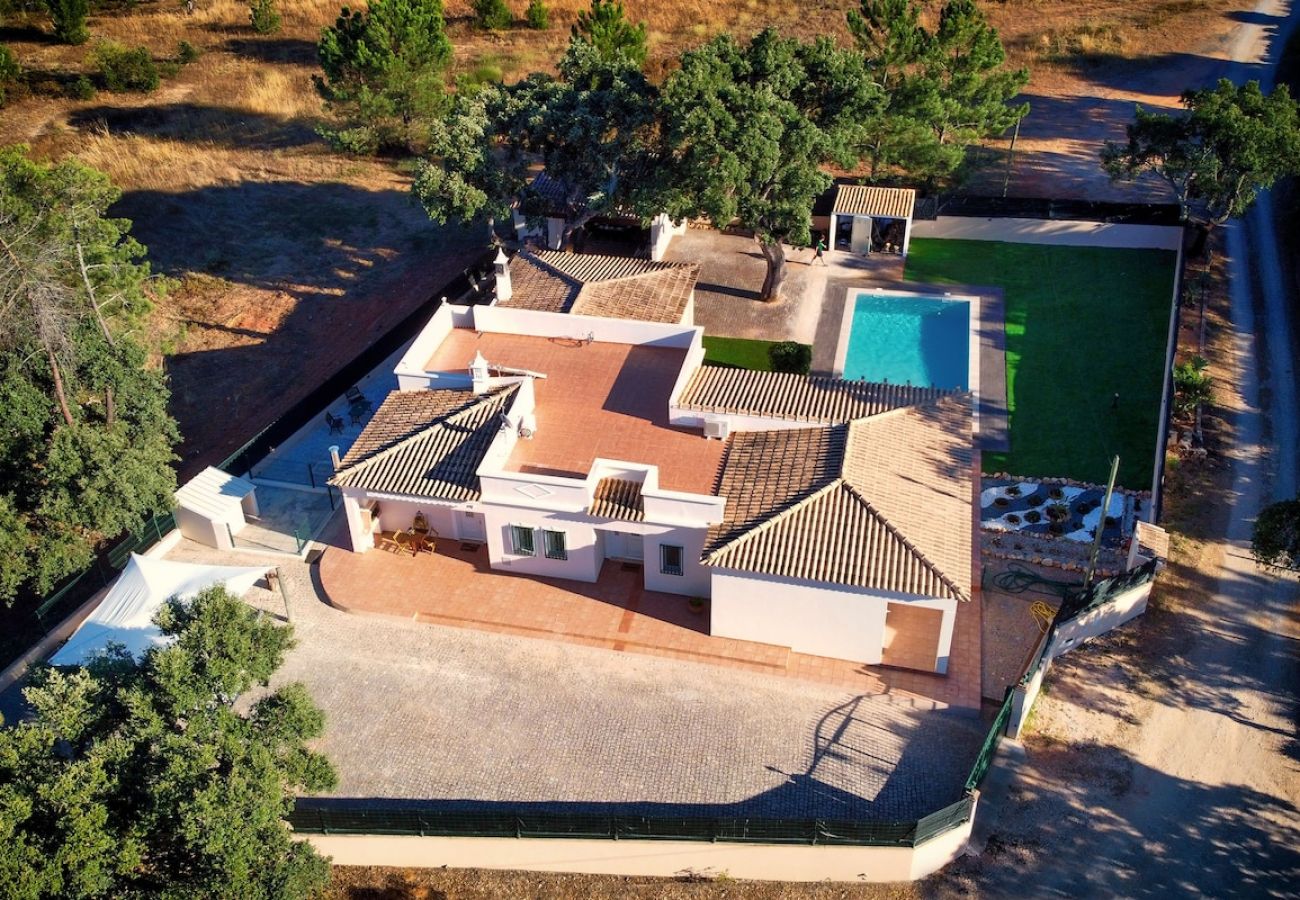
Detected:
[
  {"left": 299, "top": 807, "right": 975, "bottom": 883},
  {"left": 1006, "top": 580, "right": 1154, "bottom": 738},
  {"left": 910, "top": 217, "right": 1184, "bottom": 250}
]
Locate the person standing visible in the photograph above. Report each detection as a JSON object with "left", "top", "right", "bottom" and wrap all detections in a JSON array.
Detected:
[{"left": 813, "top": 236, "right": 827, "bottom": 265}]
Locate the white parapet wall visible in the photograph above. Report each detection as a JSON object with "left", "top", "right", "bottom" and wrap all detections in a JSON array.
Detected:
[
  {"left": 472, "top": 304, "right": 700, "bottom": 349},
  {"left": 299, "top": 807, "right": 975, "bottom": 883}
]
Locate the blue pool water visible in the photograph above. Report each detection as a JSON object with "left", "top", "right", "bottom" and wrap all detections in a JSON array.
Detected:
[{"left": 842, "top": 292, "right": 970, "bottom": 390}]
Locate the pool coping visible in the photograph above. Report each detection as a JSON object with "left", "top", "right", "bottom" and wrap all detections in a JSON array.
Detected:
[{"left": 813, "top": 277, "right": 1009, "bottom": 452}]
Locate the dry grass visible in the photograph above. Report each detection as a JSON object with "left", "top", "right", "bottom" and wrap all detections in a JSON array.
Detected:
[{"left": 321, "top": 865, "right": 922, "bottom": 899}]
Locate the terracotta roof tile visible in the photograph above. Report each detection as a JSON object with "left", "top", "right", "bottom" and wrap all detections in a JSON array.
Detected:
[
  {"left": 678, "top": 367, "right": 951, "bottom": 424},
  {"left": 330, "top": 387, "right": 518, "bottom": 501},
  {"left": 832, "top": 185, "right": 916, "bottom": 219},
  {"left": 502, "top": 251, "right": 698, "bottom": 324},
  {"left": 705, "top": 397, "right": 973, "bottom": 600},
  {"left": 589, "top": 477, "right": 645, "bottom": 522}
]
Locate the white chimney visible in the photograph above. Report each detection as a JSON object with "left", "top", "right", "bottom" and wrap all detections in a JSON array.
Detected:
[
  {"left": 328, "top": 445, "right": 341, "bottom": 470},
  {"left": 469, "top": 350, "right": 491, "bottom": 395},
  {"left": 494, "top": 248, "right": 512, "bottom": 302}
]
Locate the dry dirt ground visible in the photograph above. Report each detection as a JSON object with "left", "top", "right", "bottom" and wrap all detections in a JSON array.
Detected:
[{"left": 0, "top": 0, "right": 1261, "bottom": 478}]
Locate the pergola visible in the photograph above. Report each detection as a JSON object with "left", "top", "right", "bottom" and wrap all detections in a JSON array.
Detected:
[{"left": 828, "top": 185, "right": 916, "bottom": 257}]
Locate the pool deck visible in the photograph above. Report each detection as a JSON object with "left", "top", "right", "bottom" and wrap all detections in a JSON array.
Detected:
[{"left": 813, "top": 273, "right": 1009, "bottom": 452}]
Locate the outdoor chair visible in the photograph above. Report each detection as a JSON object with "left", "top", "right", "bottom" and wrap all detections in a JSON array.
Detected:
[
  {"left": 345, "top": 386, "right": 371, "bottom": 410},
  {"left": 324, "top": 411, "right": 345, "bottom": 434}
]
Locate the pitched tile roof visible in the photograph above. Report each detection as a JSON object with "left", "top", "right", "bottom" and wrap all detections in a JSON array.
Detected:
[
  {"left": 832, "top": 184, "right": 916, "bottom": 219},
  {"left": 589, "top": 477, "right": 645, "bottom": 522},
  {"left": 678, "top": 367, "right": 952, "bottom": 424},
  {"left": 503, "top": 251, "right": 698, "bottom": 324},
  {"left": 705, "top": 397, "right": 974, "bottom": 600},
  {"left": 331, "top": 386, "right": 518, "bottom": 501}
]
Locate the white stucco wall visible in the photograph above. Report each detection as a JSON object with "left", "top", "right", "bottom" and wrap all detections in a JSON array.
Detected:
[
  {"left": 300, "top": 803, "right": 976, "bottom": 883},
  {"left": 641, "top": 524, "right": 711, "bottom": 597},
  {"left": 710, "top": 570, "right": 893, "bottom": 664},
  {"left": 481, "top": 504, "right": 605, "bottom": 582}
]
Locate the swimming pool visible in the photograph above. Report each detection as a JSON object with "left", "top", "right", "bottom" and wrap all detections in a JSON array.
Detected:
[{"left": 841, "top": 291, "right": 971, "bottom": 390}]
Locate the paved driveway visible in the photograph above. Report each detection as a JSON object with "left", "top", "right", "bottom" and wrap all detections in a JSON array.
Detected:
[{"left": 170, "top": 540, "right": 985, "bottom": 822}]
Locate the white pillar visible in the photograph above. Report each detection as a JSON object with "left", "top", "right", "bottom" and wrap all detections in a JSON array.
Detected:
[
  {"left": 934, "top": 598, "right": 958, "bottom": 674},
  {"left": 342, "top": 494, "right": 372, "bottom": 553},
  {"left": 328, "top": 445, "right": 341, "bottom": 470},
  {"left": 546, "top": 217, "right": 565, "bottom": 250},
  {"left": 902, "top": 217, "right": 912, "bottom": 257}
]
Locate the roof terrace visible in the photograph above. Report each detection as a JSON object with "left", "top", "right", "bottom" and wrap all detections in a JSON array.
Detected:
[{"left": 426, "top": 330, "right": 726, "bottom": 495}]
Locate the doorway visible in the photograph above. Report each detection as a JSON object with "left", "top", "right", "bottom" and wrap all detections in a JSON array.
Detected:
[
  {"left": 604, "top": 531, "right": 643, "bottom": 562},
  {"left": 458, "top": 511, "right": 487, "bottom": 543},
  {"left": 881, "top": 604, "right": 942, "bottom": 672}
]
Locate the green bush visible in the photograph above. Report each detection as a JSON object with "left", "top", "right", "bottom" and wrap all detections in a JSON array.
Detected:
[
  {"left": 249, "top": 0, "right": 281, "bottom": 33},
  {"left": 525, "top": 0, "right": 548, "bottom": 29},
  {"left": 0, "top": 45, "right": 20, "bottom": 106},
  {"left": 769, "top": 341, "right": 812, "bottom": 375},
  {"left": 177, "top": 39, "right": 200, "bottom": 63},
  {"left": 467, "top": 61, "right": 503, "bottom": 85},
  {"left": 93, "top": 41, "right": 160, "bottom": 92},
  {"left": 472, "top": 0, "right": 511, "bottom": 30},
  {"left": 45, "top": 0, "right": 90, "bottom": 45},
  {"left": 67, "top": 74, "right": 96, "bottom": 99}
]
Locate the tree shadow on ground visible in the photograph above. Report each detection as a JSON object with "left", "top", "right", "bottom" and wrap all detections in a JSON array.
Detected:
[
  {"left": 115, "top": 179, "right": 480, "bottom": 472},
  {"left": 222, "top": 36, "right": 319, "bottom": 65},
  {"left": 931, "top": 739, "right": 1300, "bottom": 897},
  {"left": 68, "top": 102, "right": 320, "bottom": 150}
]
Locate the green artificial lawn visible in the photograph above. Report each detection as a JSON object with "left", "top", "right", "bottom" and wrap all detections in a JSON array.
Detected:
[
  {"left": 702, "top": 336, "right": 789, "bottom": 371},
  {"left": 904, "top": 238, "right": 1177, "bottom": 489}
]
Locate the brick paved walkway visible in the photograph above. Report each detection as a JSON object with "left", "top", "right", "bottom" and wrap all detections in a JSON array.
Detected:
[
  {"left": 316, "top": 519, "right": 982, "bottom": 709},
  {"left": 166, "top": 539, "right": 987, "bottom": 821}
]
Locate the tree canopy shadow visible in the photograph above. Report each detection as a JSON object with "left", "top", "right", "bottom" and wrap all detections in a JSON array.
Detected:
[
  {"left": 222, "top": 36, "right": 319, "bottom": 66},
  {"left": 68, "top": 102, "right": 320, "bottom": 150}
]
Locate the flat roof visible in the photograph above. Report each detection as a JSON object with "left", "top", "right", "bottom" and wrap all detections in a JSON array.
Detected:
[{"left": 427, "top": 331, "right": 726, "bottom": 494}]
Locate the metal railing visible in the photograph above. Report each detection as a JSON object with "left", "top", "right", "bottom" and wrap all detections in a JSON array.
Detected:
[
  {"left": 964, "top": 687, "right": 1016, "bottom": 794},
  {"left": 287, "top": 802, "right": 976, "bottom": 848}
]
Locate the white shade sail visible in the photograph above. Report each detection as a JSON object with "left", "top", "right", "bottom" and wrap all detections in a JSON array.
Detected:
[{"left": 49, "top": 554, "right": 270, "bottom": 667}]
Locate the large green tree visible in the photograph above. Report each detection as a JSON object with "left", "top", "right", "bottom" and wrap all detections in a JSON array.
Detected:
[
  {"left": 1251, "top": 497, "right": 1300, "bottom": 572},
  {"left": 1102, "top": 78, "right": 1300, "bottom": 225},
  {"left": 848, "top": 0, "right": 1028, "bottom": 182},
  {"left": 652, "top": 29, "right": 881, "bottom": 299},
  {"left": 0, "top": 145, "right": 177, "bottom": 604},
  {"left": 0, "top": 586, "right": 337, "bottom": 899},
  {"left": 315, "top": 0, "right": 453, "bottom": 154},
  {"left": 414, "top": 39, "right": 657, "bottom": 245},
  {"left": 571, "top": 0, "right": 646, "bottom": 69}
]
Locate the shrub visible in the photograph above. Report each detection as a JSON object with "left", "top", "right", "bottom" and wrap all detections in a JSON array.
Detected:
[
  {"left": 768, "top": 341, "right": 812, "bottom": 375},
  {"left": 0, "top": 45, "right": 20, "bottom": 106},
  {"left": 467, "top": 62, "right": 503, "bottom": 85},
  {"left": 177, "top": 40, "right": 200, "bottom": 63},
  {"left": 472, "top": 0, "right": 511, "bottom": 30},
  {"left": 1173, "top": 354, "right": 1212, "bottom": 417},
  {"left": 94, "top": 42, "right": 160, "bottom": 92},
  {"left": 45, "top": 0, "right": 90, "bottom": 45},
  {"left": 67, "top": 74, "right": 96, "bottom": 99},
  {"left": 525, "top": 0, "right": 548, "bottom": 29},
  {"left": 249, "top": 0, "right": 281, "bottom": 33}
]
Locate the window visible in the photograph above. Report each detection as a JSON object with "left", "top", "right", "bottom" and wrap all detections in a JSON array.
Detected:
[
  {"left": 660, "top": 544, "right": 684, "bottom": 576},
  {"left": 510, "top": 525, "right": 535, "bottom": 556},
  {"left": 543, "top": 529, "right": 567, "bottom": 561}
]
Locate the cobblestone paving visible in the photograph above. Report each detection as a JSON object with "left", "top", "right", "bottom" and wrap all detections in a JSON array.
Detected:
[{"left": 170, "top": 540, "right": 986, "bottom": 822}]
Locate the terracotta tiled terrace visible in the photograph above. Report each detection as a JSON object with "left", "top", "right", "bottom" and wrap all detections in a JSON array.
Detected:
[
  {"left": 317, "top": 524, "right": 982, "bottom": 710},
  {"left": 425, "top": 331, "right": 726, "bottom": 494}
]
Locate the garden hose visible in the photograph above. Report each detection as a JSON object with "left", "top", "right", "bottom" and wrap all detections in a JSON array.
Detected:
[
  {"left": 989, "top": 561, "right": 1080, "bottom": 600},
  {"left": 1030, "top": 601, "right": 1056, "bottom": 633}
]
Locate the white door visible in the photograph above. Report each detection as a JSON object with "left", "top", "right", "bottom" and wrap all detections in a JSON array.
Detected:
[
  {"left": 458, "top": 511, "right": 487, "bottom": 542},
  {"left": 606, "top": 531, "right": 643, "bottom": 562}
]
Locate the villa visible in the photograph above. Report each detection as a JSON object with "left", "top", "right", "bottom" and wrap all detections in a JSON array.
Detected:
[{"left": 330, "top": 248, "right": 979, "bottom": 674}]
